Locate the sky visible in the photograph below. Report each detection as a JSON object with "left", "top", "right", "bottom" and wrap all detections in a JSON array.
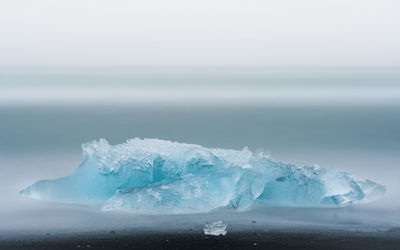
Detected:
[{"left": 0, "top": 0, "right": 399, "bottom": 67}]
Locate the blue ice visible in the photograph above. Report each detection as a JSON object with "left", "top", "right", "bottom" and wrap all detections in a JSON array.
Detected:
[{"left": 21, "top": 138, "right": 385, "bottom": 213}]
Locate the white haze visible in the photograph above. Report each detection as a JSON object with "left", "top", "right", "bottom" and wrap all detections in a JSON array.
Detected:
[
  {"left": 0, "top": 0, "right": 399, "bottom": 67},
  {"left": 0, "top": 0, "right": 400, "bottom": 237}
]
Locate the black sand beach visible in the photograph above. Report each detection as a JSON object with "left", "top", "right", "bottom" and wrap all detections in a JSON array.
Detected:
[{"left": 1, "top": 229, "right": 400, "bottom": 250}]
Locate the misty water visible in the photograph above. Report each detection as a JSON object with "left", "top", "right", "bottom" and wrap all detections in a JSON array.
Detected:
[{"left": 0, "top": 68, "right": 399, "bottom": 236}]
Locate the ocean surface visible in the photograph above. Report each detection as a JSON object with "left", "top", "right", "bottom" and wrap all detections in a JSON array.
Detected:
[{"left": 0, "top": 67, "right": 399, "bottom": 235}]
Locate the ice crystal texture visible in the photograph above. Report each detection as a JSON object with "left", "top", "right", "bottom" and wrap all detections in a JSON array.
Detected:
[
  {"left": 21, "top": 138, "right": 385, "bottom": 213},
  {"left": 204, "top": 221, "right": 227, "bottom": 236}
]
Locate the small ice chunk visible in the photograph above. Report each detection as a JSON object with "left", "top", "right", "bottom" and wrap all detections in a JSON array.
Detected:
[{"left": 204, "top": 221, "right": 227, "bottom": 236}]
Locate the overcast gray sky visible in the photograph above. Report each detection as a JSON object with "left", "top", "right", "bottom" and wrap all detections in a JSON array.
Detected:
[{"left": 0, "top": 0, "right": 399, "bottom": 67}]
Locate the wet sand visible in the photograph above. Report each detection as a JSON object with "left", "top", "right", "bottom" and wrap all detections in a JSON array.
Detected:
[{"left": 1, "top": 229, "right": 400, "bottom": 250}]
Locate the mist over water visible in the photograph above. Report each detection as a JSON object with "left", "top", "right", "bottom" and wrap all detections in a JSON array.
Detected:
[
  {"left": 0, "top": 67, "right": 399, "bottom": 235},
  {"left": 1, "top": 67, "right": 400, "bottom": 106}
]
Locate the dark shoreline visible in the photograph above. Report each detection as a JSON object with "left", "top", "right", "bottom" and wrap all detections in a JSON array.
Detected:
[{"left": 1, "top": 229, "right": 400, "bottom": 250}]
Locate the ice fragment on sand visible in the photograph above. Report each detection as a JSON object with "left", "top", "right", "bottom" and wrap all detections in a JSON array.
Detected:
[{"left": 204, "top": 221, "right": 227, "bottom": 236}]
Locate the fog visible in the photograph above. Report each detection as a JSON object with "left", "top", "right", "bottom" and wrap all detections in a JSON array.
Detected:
[
  {"left": 0, "top": 0, "right": 400, "bottom": 238},
  {"left": 1, "top": 67, "right": 400, "bottom": 106},
  {"left": 0, "top": 0, "right": 399, "bottom": 67},
  {"left": 1, "top": 100, "right": 399, "bottom": 235},
  {"left": 1, "top": 150, "right": 400, "bottom": 236}
]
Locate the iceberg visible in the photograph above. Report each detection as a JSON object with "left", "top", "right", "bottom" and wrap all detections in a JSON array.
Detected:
[{"left": 21, "top": 138, "right": 385, "bottom": 213}]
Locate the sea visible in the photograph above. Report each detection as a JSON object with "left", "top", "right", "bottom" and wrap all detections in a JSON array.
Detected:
[{"left": 0, "top": 67, "right": 399, "bottom": 235}]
